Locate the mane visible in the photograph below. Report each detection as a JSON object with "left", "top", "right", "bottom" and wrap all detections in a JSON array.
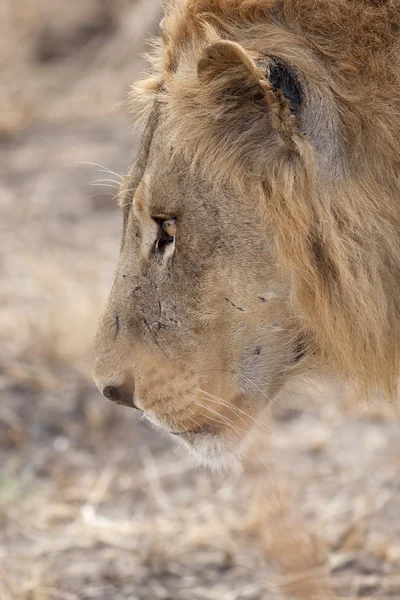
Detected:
[{"left": 131, "top": 0, "right": 400, "bottom": 398}]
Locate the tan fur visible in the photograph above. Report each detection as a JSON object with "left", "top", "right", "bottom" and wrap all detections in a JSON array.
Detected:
[{"left": 94, "top": 0, "right": 400, "bottom": 470}]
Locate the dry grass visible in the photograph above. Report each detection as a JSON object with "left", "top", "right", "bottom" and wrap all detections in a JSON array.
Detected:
[{"left": 1, "top": 1, "right": 400, "bottom": 598}]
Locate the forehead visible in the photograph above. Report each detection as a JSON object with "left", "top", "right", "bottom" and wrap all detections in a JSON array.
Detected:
[
  {"left": 145, "top": 116, "right": 175, "bottom": 175},
  {"left": 132, "top": 113, "right": 212, "bottom": 217},
  {"left": 142, "top": 118, "right": 188, "bottom": 202}
]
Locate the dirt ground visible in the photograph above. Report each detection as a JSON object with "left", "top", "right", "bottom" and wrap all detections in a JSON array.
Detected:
[{"left": 2, "top": 1, "right": 400, "bottom": 599}]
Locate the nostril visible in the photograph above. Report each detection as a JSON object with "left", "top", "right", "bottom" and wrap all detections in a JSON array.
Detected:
[
  {"left": 103, "top": 385, "right": 122, "bottom": 402},
  {"left": 102, "top": 384, "right": 141, "bottom": 411}
]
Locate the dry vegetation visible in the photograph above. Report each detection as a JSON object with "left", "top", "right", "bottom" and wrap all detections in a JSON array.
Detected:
[{"left": 1, "top": 1, "right": 400, "bottom": 598}]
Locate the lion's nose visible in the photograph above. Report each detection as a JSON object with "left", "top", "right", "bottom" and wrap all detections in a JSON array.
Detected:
[{"left": 102, "top": 383, "right": 140, "bottom": 410}]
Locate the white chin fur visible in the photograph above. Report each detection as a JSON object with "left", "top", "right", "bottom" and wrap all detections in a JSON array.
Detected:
[
  {"left": 175, "top": 432, "right": 246, "bottom": 474},
  {"left": 143, "top": 412, "right": 246, "bottom": 473}
]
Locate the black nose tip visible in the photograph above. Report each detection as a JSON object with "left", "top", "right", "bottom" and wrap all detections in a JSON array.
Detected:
[{"left": 102, "top": 384, "right": 140, "bottom": 410}]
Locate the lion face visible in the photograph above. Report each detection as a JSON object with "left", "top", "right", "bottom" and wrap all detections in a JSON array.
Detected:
[
  {"left": 94, "top": 0, "right": 400, "bottom": 465},
  {"left": 93, "top": 110, "right": 305, "bottom": 469}
]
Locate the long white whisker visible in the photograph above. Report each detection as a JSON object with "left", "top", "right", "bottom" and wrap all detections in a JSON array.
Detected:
[
  {"left": 97, "top": 169, "right": 123, "bottom": 179},
  {"left": 89, "top": 183, "right": 121, "bottom": 190},
  {"left": 198, "top": 391, "right": 251, "bottom": 429},
  {"left": 196, "top": 389, "right": 277, "bottom": 435},
  {"left": 184, "top": 397, "right": 236, "bottom": 429},
  {"left": 118, "top": 187, "right": 141, "bottom": 195},
  {"left": 185, "top": 396, "right": 250, "bottom": 435},
  {"left": 77, "top": 161, "right": 123, "bottom": 179},
  {"left": 88, "top": 181, "right": 119, "bottom": 191},
  {"left": 193, "top": 398, "right": 247, "bottom": 433},
  {"left": 89, "top": 178, "right": 122, "bottom": 187},
  {"left": 241, "top": 374, "right": 277, "bottom": 407},
  {"left": 186, "top": 397, "right": 249, "bottom": 441},
  {"left": 88, "top": 181, "right": 119, "bottom": 192}
]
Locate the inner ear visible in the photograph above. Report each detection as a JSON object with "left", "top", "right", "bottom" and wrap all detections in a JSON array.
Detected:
[{"left": 267, "top": 56, "right": 303, "bottom": 114}]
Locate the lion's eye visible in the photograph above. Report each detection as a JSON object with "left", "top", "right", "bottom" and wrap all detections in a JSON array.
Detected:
[
  {"left": 162, "top": 219, "right": 176, "bottom": 239},
  {"left": 154, "top": 218, "right": 176, "bottom": 253}
]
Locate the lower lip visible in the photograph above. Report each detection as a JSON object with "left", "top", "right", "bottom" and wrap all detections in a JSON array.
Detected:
[{"left": 170, "top": 425, "right": 214, "bottom": 437}]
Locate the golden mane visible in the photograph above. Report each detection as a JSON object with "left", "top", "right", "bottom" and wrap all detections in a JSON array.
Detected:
[{"left": 131, "top": 0, "right": 400, "bottom": 398}]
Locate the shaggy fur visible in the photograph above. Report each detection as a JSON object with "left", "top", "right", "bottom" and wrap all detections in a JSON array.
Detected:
[{"left": 130, "top": 0, "right": 400, "bottom": 397}]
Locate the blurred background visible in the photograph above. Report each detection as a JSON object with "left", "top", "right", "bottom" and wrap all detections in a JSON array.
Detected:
[{"left": 1, "top": 1, "right": 400, "bottom": 598}]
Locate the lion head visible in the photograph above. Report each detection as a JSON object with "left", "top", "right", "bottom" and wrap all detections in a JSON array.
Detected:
[{"left": 93, "top": 0, "right": 400, "bottom": 468}]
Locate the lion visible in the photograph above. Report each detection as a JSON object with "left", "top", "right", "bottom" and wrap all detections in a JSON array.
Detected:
[{"left": 93, "top": 0, "right": 400, "bottom": 470}]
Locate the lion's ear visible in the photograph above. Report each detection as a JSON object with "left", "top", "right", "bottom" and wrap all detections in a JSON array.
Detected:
[
  {"left": 197, "top": 40, "right": 302, "bottom": 126},
  {"left": 198, "top": 40, "right": 262, "bottom": 85}
]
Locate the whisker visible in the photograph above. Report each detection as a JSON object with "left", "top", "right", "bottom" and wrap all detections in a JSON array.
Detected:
[
  {"left": 97, "top": 169, "right": 123, "bottom": 179},
  {"left": 77, "top": 161, "right": 123, "bottom": 180},
  {"left": 184, "top": 397, "right": 233, "bottom": 430},
  {"left": 117, "top": 187, "right": 142, "bottom": 195},
  {"left": 185, "top": 406, "right": 208, "bottom": 435},
  {"left": 185, "top": 419, "right": 208, "bottom": 438},
  {"left": 241, "top": 374, "right": 277, "bottom": 407},
  {"left": 187, "top": 396, "right": 253, "bottom": 437},
  {"left": 186, "top": 396, "right": 236, "bottom": 425},
  {"left": 196, "top": 389, "right": 277, "bottom": 435},
  {"left": 186, "top": 396, "right": 247, "bottom": 436},
  {"left": 89, "top": 183, "right": 121, "bottom": 191},
  {"left": 192, "top": 367, "right": 277, "bottom": 406},
  {"left": 89, "top": 178, "right": 122, "bottom": 187},
  {"left": 198, "top": 390, "right": 251, "bottom": 426}
]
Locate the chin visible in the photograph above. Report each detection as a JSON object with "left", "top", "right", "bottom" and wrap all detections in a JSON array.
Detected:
[
  {"left": 143, "top": 412, "right": 248, "bottom": 473},
  {"left": 173, "top": 429, "right": 247, "bottom": 474}
]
